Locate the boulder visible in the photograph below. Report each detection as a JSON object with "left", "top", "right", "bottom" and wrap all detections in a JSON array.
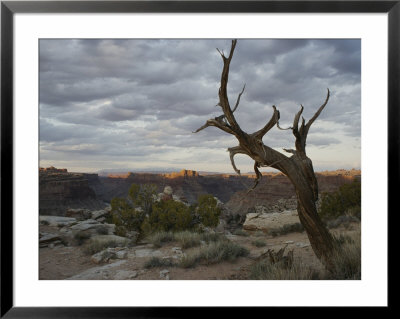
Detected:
[
  {"left": 114, "top": 270, "right": 138, "bottom": 280},
  {"left": 160, "top": 269, "right": 169, "bottom": 280},
  {"left": 133, "top": 248, "right": 163, "bottom": 258},
  {"left": 39, "top": 233, "right": 61, "bottom": 247},
  {"left": 65, "top": 208, "right": 92, "bottom": 220},
  {"left": 91, "top": 247, "right": 128, "bottom": 264},
  {"left": 91, "top": 209, "right": 109, "bottom": 220},
  {"left": 69, "top": 220, "right": 115, "bottom": 236},
  {"left": 39, "top": 216, "right": 77, "bottom": 227},
  {"left": 243, "top": 210, "right": 300, "bottom": 232}
]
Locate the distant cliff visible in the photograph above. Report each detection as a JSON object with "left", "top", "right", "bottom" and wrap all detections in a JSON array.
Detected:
[
  {"left": 39, "top": 167, "right": 360, "bottom": 216},
  {"left": 225, "top": 170, "right": 361, "bottom": 215},
  {"left": 39, "top": 169, "right": 106, "bottom": 216},
  {"left": 93, "top": 169, "right": 252, "bottom": 204}
]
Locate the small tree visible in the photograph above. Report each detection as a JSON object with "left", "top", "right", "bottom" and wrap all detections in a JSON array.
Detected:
[
  {"left": 196, "top": 194, "right": 221, "bottom": 227},
  {"left": 110, "top": 183, "right": 157, "bottom": 233},
  {"left": 145, "top": 200, "right": 193, "bottom": 232},
  {"left": 319, "top": 179, "right": 361, "bottom": 221}
]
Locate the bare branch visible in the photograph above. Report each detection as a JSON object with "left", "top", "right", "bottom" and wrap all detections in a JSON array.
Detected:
[
  {"left": 232, "top": 84, "right": 246, "bottom": 113},
  {"left": 217, "top": 39, "right": 243, "bottom": 132},
  {"left": 247, "top": 162, "right": 262, "bottom": 194},
  {"left": 253, "top": 105, "right": 279, "bottom": 139},
  {"left": 305, "top": 88, "right": 330, "bottom": 130},
  {"left": 228, "top": 146, "right": 247, "bottom": 175},
  {"left": 292, "top": 105, "right": 304, "bottom": 138},
  {"left": 193, "top": 118, "right": 235, "bottom": 135}
]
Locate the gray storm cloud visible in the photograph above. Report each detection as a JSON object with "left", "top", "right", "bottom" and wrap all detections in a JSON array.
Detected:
[{"left": 39, "top": 39, "right": 361, "bottom": 173}]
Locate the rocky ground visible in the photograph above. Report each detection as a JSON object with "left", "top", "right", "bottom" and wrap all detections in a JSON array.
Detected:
[{"left": 39, "top": 205, "right": 360, "bottom": 280}]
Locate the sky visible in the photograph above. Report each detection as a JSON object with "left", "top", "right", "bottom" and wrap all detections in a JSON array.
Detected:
[{"left": 39, "top": 39, "right": 361, "bottom": 174}]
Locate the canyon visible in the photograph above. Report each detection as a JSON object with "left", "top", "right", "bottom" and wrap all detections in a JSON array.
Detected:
[{"left": 39, "top": 166, "right": 360, "bottom": 217}]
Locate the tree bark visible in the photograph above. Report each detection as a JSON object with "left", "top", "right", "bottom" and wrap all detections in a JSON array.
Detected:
[{"left": 194, "top": 40, "right": 336, "bottom": 271}]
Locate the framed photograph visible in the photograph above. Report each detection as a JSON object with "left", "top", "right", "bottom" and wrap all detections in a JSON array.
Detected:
[{"left": 1, "top": 0, "right": 396, "bottom": 316}]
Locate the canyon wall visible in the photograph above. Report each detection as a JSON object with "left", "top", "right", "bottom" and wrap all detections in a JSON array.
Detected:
[{"left": 39, "top": 167, "right": 360, "bottom": 216}]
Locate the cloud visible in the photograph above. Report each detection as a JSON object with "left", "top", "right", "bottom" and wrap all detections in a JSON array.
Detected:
[{"left": 39, "top": 39, "right": 361, "bottom": 172}]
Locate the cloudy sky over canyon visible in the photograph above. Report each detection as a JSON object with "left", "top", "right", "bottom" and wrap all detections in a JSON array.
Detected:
[{"left": 39, "top": 39, "right": 361, "bottom": 173}]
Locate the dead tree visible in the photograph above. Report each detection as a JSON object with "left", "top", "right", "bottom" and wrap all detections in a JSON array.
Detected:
[{"left": 194, "top": 40, "right": 336, "bottom": 270}]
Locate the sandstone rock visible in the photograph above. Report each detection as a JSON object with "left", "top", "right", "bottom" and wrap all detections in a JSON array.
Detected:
[
  {"left": 215, "top": 219, "right": 227, "bottom": 233},
  {"left": 114, "top": 270, "right": 138, "bottom": 280},
  {"left": 134, "top": 248, "right": 163, "bottom": 258},
  {"left": 164, "top": 186, "right": 173, "bottom": 195},
  {"left": 40, "top": 216, "right": 77, "bottom": 227},
  {"left": 66, "top": 208, "right": 92, "bottom": 220},
  {"left": 91, "top": 209, "right": 109, "bottom": 220},
  {"left": 243, "top": 210, "right": 300, "bottom": 232},
  {"left": 66, "top": 260, "right": 127, "bottom": 280},
  {"left": 39, "top": 233, "right": 61, "bottom": 245},
  {"left": 160, "top": 269, "right": 169, "bottom": 280},
  {"left": 125, "top": 230, "right": 139, "bottom": 242},
  {"left": 296, "top": 242, "right": 310, "bottom": 248},
  {"left": 91, "top": 247, "right": 128, "bottom": 264},
  {"left": 69, "top": 220, "right": 115, "bottom": 236}
]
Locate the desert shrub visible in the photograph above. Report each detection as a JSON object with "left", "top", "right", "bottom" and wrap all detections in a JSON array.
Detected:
[
  {"left": 326, "top": 215, "right": 360, "bottom": 229},
  {"left": 110, "top": 183, "right": 157, "bottom": 233},
  {"left": 254, "top": 231, "right": 265, "bottom": 237},
  {"left": 145, "top": 200, "right": 193, "bottom": 233},
  {"left": 73, "top": 231, "right": 91, "bottom": 246},
  {"left": 328, "top": 232, "right": 361, "bottom": 279},
  {"left": 179, "top": 241, "right": 249, "bottom": 268},
  {"left": 233, "top": 229, "right": 249, "bottom": 236},
  {"left": 269, "top": 223, "right": 304, "bottom": 237},
  {"left": 249, "top": 257, "right": 320, "bottom": 280},
  {"left": 147, "top": 231, "right": 176, "bottom": 248},
  {"left": 96, "top": 225, "right": 109, "bottom": 235},
  {"left": 144, "top": 257, "right": 176, "bottom": 269},
  {"left": 196, "top": 194, "right": 221, "bottom": 227},
  {"left": 319, "top": 179, "right": 361, "bottom": 221},
  {"left": 83, "top": 239, "right": 123, "bottom": 255},
  {"left": 114, "top": 225, "right": 127, "bottom": 237},
  {"left": 174, "top": 231, "right": 201, "bottom": 249},
  {"left": 200, "top": 232, "right": 226, "bottom": 243},
  {"left": 251, "top": 240, "right": 267, "bottom": 247}
]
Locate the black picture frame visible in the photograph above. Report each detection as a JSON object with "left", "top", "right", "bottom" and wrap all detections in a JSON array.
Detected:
[{"left": 1, "top": 1, "right": 396, "bottom": 317}]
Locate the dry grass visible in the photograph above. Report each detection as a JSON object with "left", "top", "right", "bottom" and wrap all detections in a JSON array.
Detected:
[
  {"left": 180, "top": 240, "right": 249, "bottom": 268},
  {"left": 147, "top": 230, "right": 226, "bottom": 249},
  {"left": 249, "top": 257, "right": 320, "bottom": 280},
  {"left": 328, "top": 230, "right": 361, "bottom": 279}
]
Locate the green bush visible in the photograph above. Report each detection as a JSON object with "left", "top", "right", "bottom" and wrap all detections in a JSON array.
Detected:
[
  {"left": 110, "top": 185, "right": 222, "bottom": 236},
  {"left": 110, "top": 183, "right": 157, "bottom": 233},
  {"left": 145, "top": 200, "right": 193, "bottom": 233},
  {"left": 319, "top": 179, "right": 361, "bottom": 221},
  {"left": 196, "top": 194, "right": 221, "bottom": 227}
]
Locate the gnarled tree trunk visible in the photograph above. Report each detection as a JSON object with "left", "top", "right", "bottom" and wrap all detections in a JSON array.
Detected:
[{"left": 194, "top": 40, "right": 336, "bottom": 270}]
